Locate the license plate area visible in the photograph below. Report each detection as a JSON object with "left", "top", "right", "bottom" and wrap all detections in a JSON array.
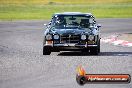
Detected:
[{"left": 64, "top": 43, "right": 76, "bottom": 46}]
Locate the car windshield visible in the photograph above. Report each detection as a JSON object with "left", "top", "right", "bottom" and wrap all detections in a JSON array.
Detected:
[{"left": 51, "top": 15, "right": 92, "bottom": 29}]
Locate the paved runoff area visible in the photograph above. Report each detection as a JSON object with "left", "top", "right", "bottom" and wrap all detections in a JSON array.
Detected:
[{"left": 0, "top": 18, "right": 132, "bottom": 88}]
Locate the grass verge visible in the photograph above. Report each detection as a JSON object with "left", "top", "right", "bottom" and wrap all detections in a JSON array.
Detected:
[{"left": 0, "top": 3, "right": 132, "bottom": 20}]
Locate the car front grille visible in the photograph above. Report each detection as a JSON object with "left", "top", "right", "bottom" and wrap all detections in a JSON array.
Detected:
[{"left": 60, "top": 35, "right": 80, "bottom": 43}]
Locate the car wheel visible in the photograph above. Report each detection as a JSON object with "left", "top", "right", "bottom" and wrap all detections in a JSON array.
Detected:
[
  {"left": 43, "top": 46, "right": 51, "bottom": 55},
  {"left": 90, "top": 47, "right": 98, "bottom": 55},
  {"left": 98, "top": 40, "right": 100, "bottom": 53}
]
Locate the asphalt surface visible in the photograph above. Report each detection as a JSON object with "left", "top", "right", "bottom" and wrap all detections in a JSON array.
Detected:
[{"left": 0, "top": 18, "right": 132, "bottom": 88}]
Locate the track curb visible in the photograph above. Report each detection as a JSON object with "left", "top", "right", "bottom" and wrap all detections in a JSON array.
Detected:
[{"left": 101, "top": 34, "right": 132, "bottom": 47}]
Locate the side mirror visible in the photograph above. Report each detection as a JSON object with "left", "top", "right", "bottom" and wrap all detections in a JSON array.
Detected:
[
  {"left": 44, "top": 24, "right": 47, "bottom": 26},
  {"left": 93, "top": 21, "right": 96, "bottom": 24},
  {"left": 49, "top": 22, "right": 51, "bottom": 25},
  {"left": 97, "top": 24, "right": 101, "bottom": 28},
  {"left": 44, "top": 24, "right": 49, "bottom": 28}
]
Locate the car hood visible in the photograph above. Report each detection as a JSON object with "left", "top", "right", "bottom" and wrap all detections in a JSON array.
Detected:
[{"left": 50, "top": 28, "right": 90, "bottom": 35}]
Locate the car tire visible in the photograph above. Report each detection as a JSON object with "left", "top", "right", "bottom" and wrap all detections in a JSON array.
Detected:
[
  {"left": 98, "top": 39, "right": 100, "bottom": 53},
  {"left": 43, "top": 46, "right": 51, "bottom": 55},
  {"left": 90, "top": 47, "right": 98, "bottom": 55}
]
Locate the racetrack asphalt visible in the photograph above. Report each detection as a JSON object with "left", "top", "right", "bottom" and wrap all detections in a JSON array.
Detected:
[{"left": 0, "top": 18, "right": 132, "bottom": 88}]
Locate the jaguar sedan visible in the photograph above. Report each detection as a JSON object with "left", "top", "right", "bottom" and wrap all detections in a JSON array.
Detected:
[{"left": 43, "top": 12, "right": 101, "bottom": 55}]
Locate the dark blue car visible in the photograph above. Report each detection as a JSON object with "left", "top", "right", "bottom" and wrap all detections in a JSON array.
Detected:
[{"left": 43, "top": 12, "right": 101, "bottom": 55}]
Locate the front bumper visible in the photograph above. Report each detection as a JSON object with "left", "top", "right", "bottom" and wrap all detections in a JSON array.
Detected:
[
  {"left": 53, "top": 43, "right": 97, "bottom": 47},
  {"left": 44, "top": 43, "right": 98, "bottom": 51}
]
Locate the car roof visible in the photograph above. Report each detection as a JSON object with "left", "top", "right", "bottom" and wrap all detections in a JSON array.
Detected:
[{"left": 53, "top": 12, "right": 93, "bottom": 16}]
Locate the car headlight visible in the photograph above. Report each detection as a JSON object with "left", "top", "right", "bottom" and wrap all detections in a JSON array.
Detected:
[
  {"left": 53, "top": 34, "right": 59, "bottom": 39},
  {"left": 81, "top": 34, "right": 87, "bottom": 40},
  {"left": 46, "top": 34, "right": 52, "bottom": 40},
  {"left": 88, "top": 35, "right": 94, "bottom": 41}
]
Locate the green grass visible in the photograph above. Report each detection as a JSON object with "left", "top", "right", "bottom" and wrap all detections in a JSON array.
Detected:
[
  {"left": 0, "top": 0, "right": 132, "bottom": 4},
  {"left": 0, "top": 3, "right": 132, "bottom": 20}
]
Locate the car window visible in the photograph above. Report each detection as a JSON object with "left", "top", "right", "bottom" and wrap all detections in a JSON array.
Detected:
[{"left": 51, "top": 15, "right": 93, "bottom": 29}]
